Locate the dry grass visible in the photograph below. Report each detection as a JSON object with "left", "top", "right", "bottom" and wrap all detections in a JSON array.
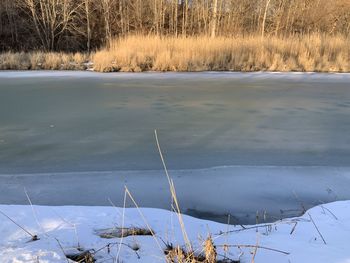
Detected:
[
  {"left": 1, "top": 34, "right": 349, "bottom": 72},
  {"left": 164, "top": 236, "right": 237, "bottom": 263},
  {"left": 0, "top": 51, "right": 90, "bottom": 70},
  {"left": 96, "top": 227, "right": 153, "bottom": 239},
  {"left": 65, "top": 250, "right": 95, "bottom": 263},
  {"left": 93, "top": 34, "right": 350, "bottom": 72}
]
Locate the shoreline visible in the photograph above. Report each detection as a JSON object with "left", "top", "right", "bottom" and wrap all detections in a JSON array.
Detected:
[
  {"left": 2, "top": 70, "right": 350, "bottom": 78},
  {"left": 2, "top": 69, "right": 350, "bottom": 73},
  {"left": 1, "top": 166, "right": 349, "bottom": 224}
]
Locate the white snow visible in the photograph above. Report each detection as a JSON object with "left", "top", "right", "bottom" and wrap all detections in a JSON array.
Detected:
[{"left": 1, "top": 201, "right": 349, "bottom": 263}]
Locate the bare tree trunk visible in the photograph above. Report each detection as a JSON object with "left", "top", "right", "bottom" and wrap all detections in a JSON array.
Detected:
[
  {"left": 85, "top": 0, "right": 91, "bottom": 52},
  {"left": 154, "top": 0, "right": 159, "bottom": 35},
  {"left": 174, "top": 0, "right": 178, "bottom": 36},
  {"left": 184, "top": 0, "right": 188, "bottom": 36},
  {"left": 261, "top": 0, "right": 271, "bottom": 38},
  {"left": 4, "top": 0, "right": 18, "bottom": 45},
  {"left": 137, "top": 0, "right": 142, "bottom": 33},
  {"left": 102, "top": 0, "right": 112, "bottom": 45},
  {"left": 23, "top": 0, "right": 47, "bottom": 49},
  {"left": 210, "top": 0, "right": 218, "bottom": 38},
  {"left": 119, "top": 0, "right": 124, "bottom": 35},
  {"left": 181, "top": 0, "right": 185, "bottom": 35}
]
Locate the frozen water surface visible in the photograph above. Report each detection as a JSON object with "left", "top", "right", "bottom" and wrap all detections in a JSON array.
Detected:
[{"left": 0, "top": 71, "right": 350, "bottom": 223}]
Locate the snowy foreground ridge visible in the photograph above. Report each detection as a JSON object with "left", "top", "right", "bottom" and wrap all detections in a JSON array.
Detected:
[{"left": 0, "top": 201, "right": 349, "bottom": 263}]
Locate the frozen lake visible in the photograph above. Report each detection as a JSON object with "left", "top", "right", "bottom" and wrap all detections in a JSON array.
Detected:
[{"left": 1, "top": 71, "right": 350, "bottom": 223}]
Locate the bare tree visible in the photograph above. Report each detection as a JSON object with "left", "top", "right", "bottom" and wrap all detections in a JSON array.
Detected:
[
  {"left": 84, "top": 0, "right": 91, "bottom": 52},
  {"left": 261, "top": 0, "right": 271, "bottom": 38},
  {"left": 2, "top": 0, "right": 350, "bottom": 52},
  {"left": 101, "top": 0, "right": 112, "bottom": 45},
  {"left": 210, "top": 0, "right": 218, "bottom": 37},
  {"left": 21, "top": 0, "right": 82, "bottom": 50}
]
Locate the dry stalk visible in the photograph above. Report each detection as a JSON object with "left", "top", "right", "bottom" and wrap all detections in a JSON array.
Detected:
[
  {"left": 251, "top": 234, "right": 259, "bottom": 263},
  {"left": 124, "top": 186, "right": 164, "bottom": 253},
  {"left": 54, "top": 238, "right": 70, "bottom": 263},
  {"left": 290, "top": 222, "right": 298, "bottom": 235},
  {"left": 204, "top": 236, "right": 217, "bottom": 263},
  {"left": 320, "top": 205, "right": 338, "bottom": 220},
  {"left": 155, "top": 129, "right": 192, "bottom": 253},
  {"left": 293, "top": 191, "right": 306, "bottom": 214},
  {"left": 24, "top": 187, "right": 47, "bottom": 237},
  {"left": 51, "top": 209, "right": 81, "bottom": 249},
  {"left": 0, "top": 210, "right": 38, "bottom": 241},
  {"left": 116, "top": 189, "right": 127, "bottom": 261},
  {"left": 216, "top": 244, "right": 290, "bottom": 255},
  {"left": 308, "top": 213, "right": 327, "bottom": 245}
]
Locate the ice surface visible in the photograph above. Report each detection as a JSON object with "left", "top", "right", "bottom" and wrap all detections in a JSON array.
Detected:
[
  {"left": 1, "top": 72, "right": 350, "bottom": 223},
  {"left": 1, "top": 166, "right": 350, "bottom": 224},
  {"left": 1, "top": 72, "right": 350, "bottom": 173}
]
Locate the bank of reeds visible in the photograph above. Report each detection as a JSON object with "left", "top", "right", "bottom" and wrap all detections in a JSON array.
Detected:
[
  {"left": 0, "top": 51, "right": 90, "bottom": 70},
  {"left": 1, "top": 34, "right": 349, "bottom": 72},
  {"left": 93, "top": 34, "right": 350, "bottom": 72}
]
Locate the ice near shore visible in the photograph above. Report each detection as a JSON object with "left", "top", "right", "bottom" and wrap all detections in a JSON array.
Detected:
[{"left": 1, "top": 201, "right": 349, "bottom": 263}]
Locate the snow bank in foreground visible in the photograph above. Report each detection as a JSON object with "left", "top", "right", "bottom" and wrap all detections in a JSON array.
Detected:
[{"left": 0, "top": 201, "right": 349, "bottom": 263}]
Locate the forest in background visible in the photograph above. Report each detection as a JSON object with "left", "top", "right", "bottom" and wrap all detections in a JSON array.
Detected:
[{"left": 1, "top": 0, "right": 350, "bottom": 52}]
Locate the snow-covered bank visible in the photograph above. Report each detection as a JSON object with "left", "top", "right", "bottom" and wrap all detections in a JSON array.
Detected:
[{"left": 1, "top": 201, "right": 349, "bottom": 263}]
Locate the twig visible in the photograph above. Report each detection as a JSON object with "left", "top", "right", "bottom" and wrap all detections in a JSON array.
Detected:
[
  {"left": 308, "top": 213, "right": 327, "bottom": 245},
  {"left": 223, "top": 214, "right": 231, "bottom": 259},
  {"left": 290, "top": 222, "right": 298, "bottom": 235},
  {"left": 217, "top": 244, "right": 290, "bottom": 255},
  {"left": 107, "top": 198, "right": 123, "bottom": 218},
  {"left": 24, "top": 187, "right": 46, "bottom": 236},
  {"left": 54, "top": 238, "right": 70, "bottom": 263},
  {"left": 217, "top": 223, "right": 275, "bottom": 234},
  {"left": 0, "top": 210, "right": 38, "bottom": 240},
  {"left": 124, "top": 186, "right": 164, "bottom": 253},
  {"left": 293, "top": 191, "right": 306, "bottom": 214},
  {"left": 51, "top": 209, "right": 81, "bottom": 249},
  {"left": 251, "top": 233, "right": 259, "bottom": 263},
  {"left": 94, "top": 242, "right": 140, "bottom": 259},
  {"left": 320, "top": 205, "right": 338, "bottom": 220},
  {"left": 116, "top": 189, "right": 127, "bottom": 261},
  {"left": 215, "top": 217, "right": 309, "bottom": 237}
]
